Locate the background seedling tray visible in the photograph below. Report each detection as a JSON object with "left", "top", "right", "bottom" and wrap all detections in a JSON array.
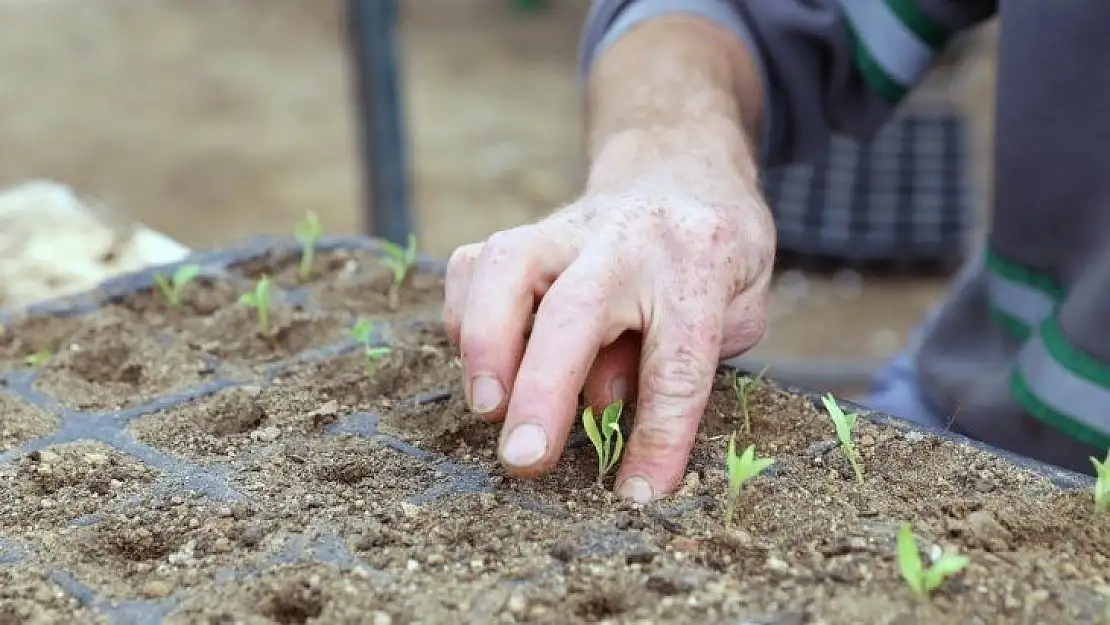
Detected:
[{"left": 0, "top": 236, "right": 1103, "bottom": 625}]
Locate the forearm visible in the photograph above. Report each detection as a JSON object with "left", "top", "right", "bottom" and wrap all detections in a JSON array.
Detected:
[{"left": 583, "top": 15, "right": 764, "bottom": 193}]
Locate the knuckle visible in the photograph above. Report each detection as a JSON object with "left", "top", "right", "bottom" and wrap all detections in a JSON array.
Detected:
[
  {"left": 446, "top": 243, "right": 480, "bottom": 274},
  {"left": 481, "top": 227, "right": 532, "bottom": 261},
  {"left": 642, "top": 333, "right": 718, "bottom": 405},
  {"left": 548, "top": 271, "right": 609, "bottom": 312},
  {"left": 632, "top": 420, "right": 688, "bottom": 457}
]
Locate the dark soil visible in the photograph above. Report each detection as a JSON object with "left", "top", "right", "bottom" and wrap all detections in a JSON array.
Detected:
[
  {"left": 0, "top": 566, "right": 108, "bottom": 624},
  {"left": 107, "top": 275, "right": 242, "bottom": 323},
  {"left": 1, "top": 241, "right": 1107, "bottom": 624},
  {"left": 0, "top": 313, "right": 83, "bottom": 372},
  {"left": 30, "top": 307, "right": 217, "bottom": 412},
  {"left": 275, "top": 321, "right": 460, "bottom": 409},
  {"left": 0, "top": 442, "right": 159, "bottom": 531},
  {"left": 0, "top": 392, "right": 58, "bottom": 453}
]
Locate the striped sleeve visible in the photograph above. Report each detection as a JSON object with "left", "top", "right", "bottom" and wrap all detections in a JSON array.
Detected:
[
  {"left": 984, "top": 249, "right": 1110, "bottom": 451},
  {"left": 579, "top": 0, "right": 996, "bottom": 167}
]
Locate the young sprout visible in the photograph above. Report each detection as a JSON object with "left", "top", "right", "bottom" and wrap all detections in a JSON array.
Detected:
[
  {"left": 582, "top": 399, "right": 625, "bottom": 486},
  {"left": 24, "top": 349, "right": 50, "bottom": 368},
  {"left": 349, "top": 318, "right": 392, "bottom": 374},
  {"left": 730, "top": 366, "right": 768, "bottom": 435},
  {"left": 294, "top": 211, "right": 322, "bottom": 282},
  {"left": 897, "top": 522, "right": 969, "bottom": 601},
  {"left": 238, "top": 276, "right": 273, "bottom": 337},
  {"left": 724, "top": 433, "right": 774, "bottom": 529},
  {"left": 153, "top": 264, "right": 200, "bottom": 308},
  {"left": 380, "top": 233, "right": 418, "bottom": 309},
  {"left": 821, "top": 393, "right": 864, "bottom": 484},
  {"left": 1092, "top": 451, "right": 1109, "bottom": 516}
]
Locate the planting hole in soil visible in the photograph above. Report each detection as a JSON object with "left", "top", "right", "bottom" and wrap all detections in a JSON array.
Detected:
[
  {"left": 106, "top": 274, "right": 242, "bottom": 324},
  {"left": 277, "top": 321, "right": 460, "bottom": 408},
  {"left": 231, "top": 246, "right": 445, "bottom": 320},
  {"left": 0, "top": 392, "right": 58, "bottom": 453},
  {"left": 28, "top": 307, "right": 218, "bottom": 412},
  {"left": 0, "top": 236, "right": 1107, "bottom": 624},
  {"left": 0, "top": 313, "right": 82, "bottom": 372}
]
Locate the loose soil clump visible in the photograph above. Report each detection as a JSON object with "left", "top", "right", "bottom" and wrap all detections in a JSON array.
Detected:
[{"left": 1, "top": 238, "right": 1106, "bottom": 624}]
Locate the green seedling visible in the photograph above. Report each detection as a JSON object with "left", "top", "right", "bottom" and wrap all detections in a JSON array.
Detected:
[
  {"left": 380, "top": 233, "right": 418, "bottom": 309},
  {"left": 24, "top": 349, "right": 50, "bottom": 368},
  {"left": 294, "top": 211, "right": 322, "bottom": 281},
  {"left": 349, "top": 318, "right": 392, "bottom": 374},
  {"left": 731, "top": 366, "right": 768, "bottom": 435},
  {"left": 822, "top": 393, "right": 864, "bottom": 484},
  {"left": 724, "top": 434, "right": 774, "bottom": 529},
  {"left": 1092, "top": 451, "right": 1109, "bottom": 516},
  {"left": 153, "top": 264, "right": 200, "bottom": 308},
  {"left": 238, "top": 276, "right": 273, "bottom": 337},
  {"left": 897, "top": 522, "right": 969, "bottom": 601},
  {"left": 582, "top": 399, "right": 625, "bottom": 486}
]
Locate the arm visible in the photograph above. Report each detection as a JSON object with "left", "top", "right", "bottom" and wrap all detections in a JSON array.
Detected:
[
  {"left": 580, "top": 6, "right": 764, "bottom": 195},
  {"left": 442, "top": 0, "right": 996, "bottom": 503},
  {"left": 581, "top": 0, "right": 997, "bottom": 169}
]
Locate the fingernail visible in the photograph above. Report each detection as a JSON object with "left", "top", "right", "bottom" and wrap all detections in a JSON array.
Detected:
[
  {"left": 617, "top": 476, "right": 654, "bottom": 503},
  {"left": 503, "top": 423, "right": 548, "bottom": 467},
  {"left": 609, "top": 376, "right": 628, "bottom": 402},
  {"left": 470, "top": 374, "right": 504, "bottom": 414}
]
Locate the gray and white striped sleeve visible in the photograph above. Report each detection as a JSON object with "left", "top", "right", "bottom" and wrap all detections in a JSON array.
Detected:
[{"left": 579, "top": 0, "right": 996, "bottom": 167}]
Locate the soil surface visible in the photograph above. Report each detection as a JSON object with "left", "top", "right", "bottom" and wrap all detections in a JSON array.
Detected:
[{"left": 1, "top": 241, "right": 1107, "bottom": 624}]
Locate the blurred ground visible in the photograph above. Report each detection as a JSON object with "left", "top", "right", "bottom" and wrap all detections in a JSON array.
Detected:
[{"left": 0, "top": 0, "right": 997, "bottom": 390}]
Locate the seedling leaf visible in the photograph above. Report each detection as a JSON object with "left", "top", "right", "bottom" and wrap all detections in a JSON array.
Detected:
[
  {"left": 1092, "top": 451, "right": 1109, "bottom": 515},
  {"left": 724, "top": 434, "right": 774, "bottom": 528},
  {"left": 24, "top": 349, "right": 51, "bottom": 368},
  {"left": 294, "top": 211, "right": 322, "bottom": 281},
  {"left": 238, "top": 276, "right": 273, "bottom": 337},
  {"left": 349, "top": 318, "right": 392, "bottom": 374},
  {"left": 897, "top": 522, "right": 969, "bottom": 601},
  {"left": 380, "top": 233, "right": 418, "bottom": 309},
  {"left": 153, "top": 263, "right": 200, "bottom": 308},
  {"left": 822, "top": 393, "right": 864, "bottom": 484},
  {"left": 582, "top": 399, "right": 625, "bottom": 485}
]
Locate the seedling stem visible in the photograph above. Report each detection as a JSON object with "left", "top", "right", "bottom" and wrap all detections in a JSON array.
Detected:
[
  {"left": 380, "top": 233, "right": 418, "bottom": 310},
  {"left": 731, "top": 366, "right": 768, "bottom": 434},
  {"left": 1092, "top": 451, "right": 1109, "bottom": 516},
  {"left": 238, "top": 276, "right": 273, "bottom": 337},
  {"left": 897, "top": 522, "right": 969, "bottom": 601},
  {"left": 153, "top": 264, "right": 201, "bottom": 308},
  {"left": 822, "top": 393, "right": 864, "bottom": 484},
  {"left": 582, "top": 400, "right": 625, "bottom": 486},
  {"left": 724, "top": 434, "right": 774, "bottom": 529},
  {"left": 294, "top": 211, "right": 322, "bottom": 281}
]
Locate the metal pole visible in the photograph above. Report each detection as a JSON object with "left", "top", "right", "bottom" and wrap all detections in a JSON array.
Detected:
[{"left": 346, "top": 0, "right": 414, "bottom": 245}]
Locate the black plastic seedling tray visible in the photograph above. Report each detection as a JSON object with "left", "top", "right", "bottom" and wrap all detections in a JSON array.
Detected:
[{"left": 0, "top": 236, "right": 1099, "bottom": 624}]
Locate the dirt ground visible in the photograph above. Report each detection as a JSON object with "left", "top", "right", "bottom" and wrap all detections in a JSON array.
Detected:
[{"left": 0, "top": 0, "right": 999, "bottom": 388}]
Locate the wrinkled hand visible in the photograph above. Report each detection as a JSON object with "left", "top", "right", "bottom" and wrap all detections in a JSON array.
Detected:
[{"left": 442, "top": 168, "right": 775, "bottom": 502}]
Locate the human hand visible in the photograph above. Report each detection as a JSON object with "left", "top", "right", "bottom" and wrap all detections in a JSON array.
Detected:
[{"left": 442, "top": 164, "right": 775, "bottom": 502}]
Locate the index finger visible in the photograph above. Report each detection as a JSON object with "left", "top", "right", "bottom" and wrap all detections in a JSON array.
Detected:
[
  {"left": 458, "top": 227, "right": 570, "bottom": 421},
  {"left": 615, "top": 299, "right": 724, "bottom": 502}
]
